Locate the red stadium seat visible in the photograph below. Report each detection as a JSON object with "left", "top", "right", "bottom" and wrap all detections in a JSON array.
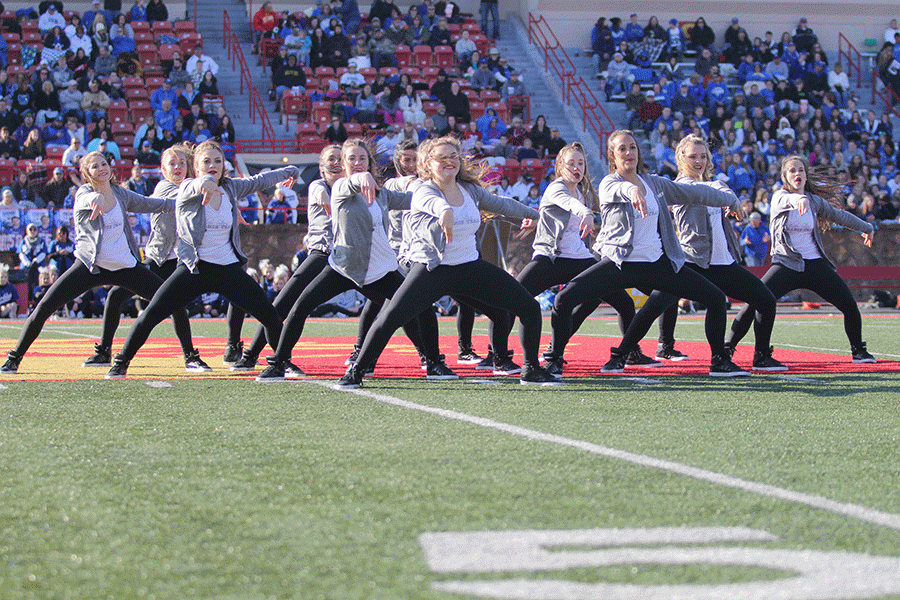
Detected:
[
  {"left": 129, "top": 100, "right": 152, "bottom": 123},
  {"left": 174, "top": 21, "right": 196, "bottom": 35},
  {"left": 298, "top": 135, "right": 327, "bottom": 153},
  {"left": 151, "top": 21, "right": 173, "bottom": 36},
  {"left": 130, "top": 20, "right": 150, "bottom": 32},
  {"left": 311, "top": 100, "right": 332, "bottom": 126},
  {"left": 469, "top": 101, "right": 485, "bottom": 120},
  {"left": 520, "top": 158, "right": 545, "bottom": 181},
  {"left": 486, "top": 101, "right": 508, "bottom": 122},
  {"left": 413, "top": 45, "right": 432, "bottom": 68},
  {"left": 108, "top": 100, "right": 128, "bottom": 123},
  {"left": 434, "top": 45, "right": 455, "bottom": 68},
  {"left": 395, "top": 44, "right": 411, "bottom": 67},
  {"left": 503, "top": 158, "right": 522, "bottom": 182}
]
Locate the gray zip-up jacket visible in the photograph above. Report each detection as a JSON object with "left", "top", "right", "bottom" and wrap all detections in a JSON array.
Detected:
[
  {"left": 596, "top": 173, "right": 739, "bottom": 272},
  {"left": 385, "top": 174, "right": 417, "bottom": 254},
  {"left": 329, "top": 172, "right": 412, "bottom": 287},
  {"left": 175, "top": 166, "right": 300, "bottom": 273},
  {"left": 73, "top": 184, "right": 173, "bottom": 274},
  {"left": 306, "top": 178, "right": 334, "bottom": 254},
  {"left": 406, "top": 180, "right": 539, "bottom": 270},
  {"left": 531, "top": 179, "right": 594, "bottom": 259},
  {"left": 671, "top": 176, "right": 742, "bottom": 269},
  {"left": 144, "top": 179, "right": 180, "bottom": 266},
  {"left": 769, "top": 189, "right": 874, "bottom": 272}
]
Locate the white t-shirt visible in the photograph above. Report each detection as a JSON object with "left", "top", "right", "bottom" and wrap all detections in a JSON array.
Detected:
[
  {"left": 554, "top": 194, "right": 594, "bottom": 260},
  {"left": 783, "top": 198, "right": 821, "bottom": 260},
  {"left": 707, "top": 205, "right": 735, "bottom": 266},
  {"left": 95, "top": 202, "right": 137, "bottom": 270},
  {"left": 198, "top": 189, "right": 239, "bottom": 265},
  {"left": 440, "top": 187, "right": 482, "bottom": 266},
  {"left": 362, "top": 200, "right": 399, "bottom": 285},
  {"left": 626, "top": 176, "right": 664, "bottom": 263}
]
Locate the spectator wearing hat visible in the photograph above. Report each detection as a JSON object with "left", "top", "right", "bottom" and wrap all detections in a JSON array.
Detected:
[
  {"left": 804, "top": 60, "right": 828, "bottom": 107},
  {"left": 61, "top": 135, "right": 85, "bottom": 166},
  {"left": 740, "top": 212, "right": 770, "bottom": 266},
  {"left": 638, "top": 90, "right": 663, "bottom": 134},
  {"left": 544, "top": 128, "right": 566, "bottom": 157},
  {"left": 501, "top": 70, "right": 525, "bottom": 101},
  {"left": 485, "top": 45, "right": 502, "bottom": 71},
  {"left": 59, "top": 79, "right": 82, "bottom": 120},
  {"left": 375, "top": 125, "right": 399, "bottom": 161},
  {"left": 604, "top": 51, "right": 631, "bottom": 101},
  {"left": 80, "top": 78, "right": 109, "bottom": 124},
  {"left": 150, "top": 78, "right": 177, "bottom": 112},
  {"left": 38, "top": 4, "right": 65, "bottom": 35},
  {"left": 82, "top": 0, "right": 111, "bottom": 33},
  {"left": 624, "top": 13, "right": 643, "bottom": 51},
  {"left": 43, "top": 166, "right": 71, "bottom": 206},
  {"left": 723, "top": 17, "right": 747, "bottom": 50},
  {"left": 368, "top": 27, "right": 398, "bottom": 69},
  {"left": 471, "top": 58, "right": 496, "bottom": 92},
  {"left": 136, "top": 139, "right": 161, "bottom": 166},
  {"left": 666, "top": 18, "right": 685, "bottom": 61},
  {"left": 154, "top": 98, "right": 179, "bottom": 133},
  {"left": 186, "top": 44, "right": 219, "bottom": 80},
  {"left": 792, "top": 17, "right": 818, "bottom": 54},
  {"left": 42, "top": 112, "right": 67, "bottom": 147},
  {"left": 0, "top": 99, "right": 18, "bottom": 133}
]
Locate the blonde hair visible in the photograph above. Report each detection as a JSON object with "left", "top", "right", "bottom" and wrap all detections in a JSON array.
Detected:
[
  {"left": 417, "top": 136, "right": 487, "bottom": 188},
  {"left": 160, "top": 142, "right": 194, "bottom": 182},
  {"left": 675, "top": 134, "right": 714, "bottom": 181},
  {"left": 555, "top": 142, "right": 599, "bottom": 211},
  {"left": 79, "top": 150, "right": 118, "bottom": 187},
  {"left": 606, "top": 129, "right": 646, "bottom": 173}
]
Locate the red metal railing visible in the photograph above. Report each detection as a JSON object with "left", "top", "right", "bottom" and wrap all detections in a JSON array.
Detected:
[
  {"left": 871, "top": 70, "right": 900, "bottom": 121},
  {"left": 527, "top": 13, "right": 575, "bottom": 99},
  {"left": 837, "top": 33, "right": 864, "bottom": 89},
  {"left": 221, "top": 10, "right": 275, "bottom": 142},
  {"left": 527, "top": 13, "right": 615, "bottom": 154}
]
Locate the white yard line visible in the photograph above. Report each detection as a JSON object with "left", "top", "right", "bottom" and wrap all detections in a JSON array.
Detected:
[
  {"left": 309, "top": 379, "right": 900, "bottom": 533},
  {"left": 0, "top": 324, "right": 97, "bottom": 338}
]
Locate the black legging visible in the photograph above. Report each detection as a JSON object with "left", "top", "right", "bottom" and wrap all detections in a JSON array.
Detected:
[
  {"left": 101, "top": 259, "right": 194, "bottom": 353},
  {"left": 272, "top": 265, "right": 439, "bottom": 364},
  {"left": 12, "top": 260, "right": 167, "bottom": 358},
  {"left": 489, "top": 255, "right": 637, "bottom": 354},
  {"left": 225, "top": 302, "right": 245, "bottom": 346},
  {"left": 354, "top": 258, "right": 544, "bottom": 370},
  {"left": 730, "top": 258, "right": 863, "bottom": 348},
  {"left": 633, "top": 262, "right": 778, "bottom": 353},
  {"left": 457, "top": 302, "right": 475, "bottom": 349},
  {"left": 118, "top": 261, "right": 283, "bottom": 360},
  {"left": 551, "top": 256, "right": 728, "bottom": 358}
]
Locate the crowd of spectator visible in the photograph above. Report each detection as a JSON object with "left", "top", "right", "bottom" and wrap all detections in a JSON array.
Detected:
[{"left": 593, "top": 12, "right": 900, "bottom": 265}]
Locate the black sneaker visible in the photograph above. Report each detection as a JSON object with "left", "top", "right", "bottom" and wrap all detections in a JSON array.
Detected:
[
  {"left": 543, "top": 355, "right": 566, "bottom": 379},
  {"left": 223, "top": 341, "right": 243, "bottom": 365},
  {"left": 626, "top": 348, "right": 663, "bottom": 367},
  {"left": 520, "top": 362, "right": 564, "bottom": 386},
  {"left": 722, "top": 343, "right": 735, "bottom": 360},
  {"left": 344, "top": 344, "right": 360, "bottom": 366},
  {"left": 492, "top": 357, "right": 522, "bottom": 376},
  {"left": 334, "top": 363, "right": 364, "bottom": 390},
  {"left": 752, "top": 347, "right": 788, "bottom": 372},
  {"left": 255, "top": 361, "right": 286, "bottom": 382},
  {"left": 105, "top": 355, "right": 130, "bottom": 380},
  {"left": 284, "top": 361, "right": 307, "bottom": 379},
  {"left": 457, "top": 345, "right": 483, "bottom": 364},
  {"left": 426, "top": 358, "right": 459, "bottom": 380},
  {"left": 82, "top": 343, "right": 111, "bottom": 367},
  {"left": 229, "top": 352, "right": 259, "bottom": 372},
  {"left": 1, "top": 350, "right": 21, "bottom": 373},
  {"left": 709, "top": 352, "right": 751, "bottom": 377},
  {"left": 851, "top": 342, "right": 877, "bottom": 363},
  {"left": 541, "top": 343, "right": 555, "bottom": 363},
  {"left": 601, "top": 347, "right": 627, "bottom": 373},
  {"left": 184, "top": 349, "right": 213, "bottom": 373},
  {"left": 475, "top": 350, "right": 495, "bottom": 371},
  {"left": 655, "top": 342, "right": 689, "bottom": 361}
]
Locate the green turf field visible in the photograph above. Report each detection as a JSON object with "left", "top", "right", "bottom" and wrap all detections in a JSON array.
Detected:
[{"left": 1, "top": 313, "right": 899, "bottom": 599}]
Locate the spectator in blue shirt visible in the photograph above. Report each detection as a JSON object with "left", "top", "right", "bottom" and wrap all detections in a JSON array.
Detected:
[
  {"left": 150, "top": 78, "right": 178, "bottom": 112},
  {"left": 624, "top": 13, "right": 643, "bottom": 48},
  {"left": 727, "top": 153, "right": 757, "bottom": 194},
  {"left": 740, "top": 212, "right": 770, "bottom": 266}
]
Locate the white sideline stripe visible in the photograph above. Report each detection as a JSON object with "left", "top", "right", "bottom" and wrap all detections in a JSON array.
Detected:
[
  {"left": 309, "top": 379, "right": 900, "bottom": 533},
  {"left": 0, "top": 324, "right": 97, "bottom": 339}
]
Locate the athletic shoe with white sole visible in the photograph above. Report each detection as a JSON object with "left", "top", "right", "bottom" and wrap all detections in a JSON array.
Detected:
[
  {"left": 184, "top": 349, "right": 213, "bottom": 373},
  {"left": 752, "top": 347, "right": 788, "bottom": 372},
  {"left": 82, "top": 343, "right": 112, "bottom": 367},
  {"left": 709, "top": 353, "right": 751, "bottom": 377},
  {"left": 520, "top": 363, "right": 564, "bottom": 386}
]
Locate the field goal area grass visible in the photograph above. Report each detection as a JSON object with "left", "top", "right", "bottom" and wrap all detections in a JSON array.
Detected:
[{"left": 0, "top": 312, "right": 899, "bottom": 599}]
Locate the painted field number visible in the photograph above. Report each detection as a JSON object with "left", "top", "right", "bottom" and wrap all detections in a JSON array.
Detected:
[{"left": 419, "top": 527, "right": 900, "bottom": 599}]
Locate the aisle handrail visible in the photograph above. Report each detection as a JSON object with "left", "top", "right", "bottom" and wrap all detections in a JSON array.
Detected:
[
  {"left": 838, "top": 33, "right": 864, "bottom": 89},
  {"left": 528, "top": 12, "right": 614, "bottom": 152}
]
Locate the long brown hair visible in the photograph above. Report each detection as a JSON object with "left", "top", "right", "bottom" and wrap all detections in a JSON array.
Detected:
[
  {"left": 780, "top": 154, "right": 844, "bottom": 231},
  {"left": 341, "top": 138, "right": 380, "bottom": 181},
  {"left": 555, "top": 142, "right": 599, "bottom": 211},
  {"left": 79, "top": 150, "right": 118, "bottom": 187},
  {"left": 675, "top": 134, "right": 714, "bottom": 181},
  {"left": 417, "top": 136, "right": 487, "bottom": 188},
  {"left": 606, "top": 129, "right": 646, "bottom": 174}
]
